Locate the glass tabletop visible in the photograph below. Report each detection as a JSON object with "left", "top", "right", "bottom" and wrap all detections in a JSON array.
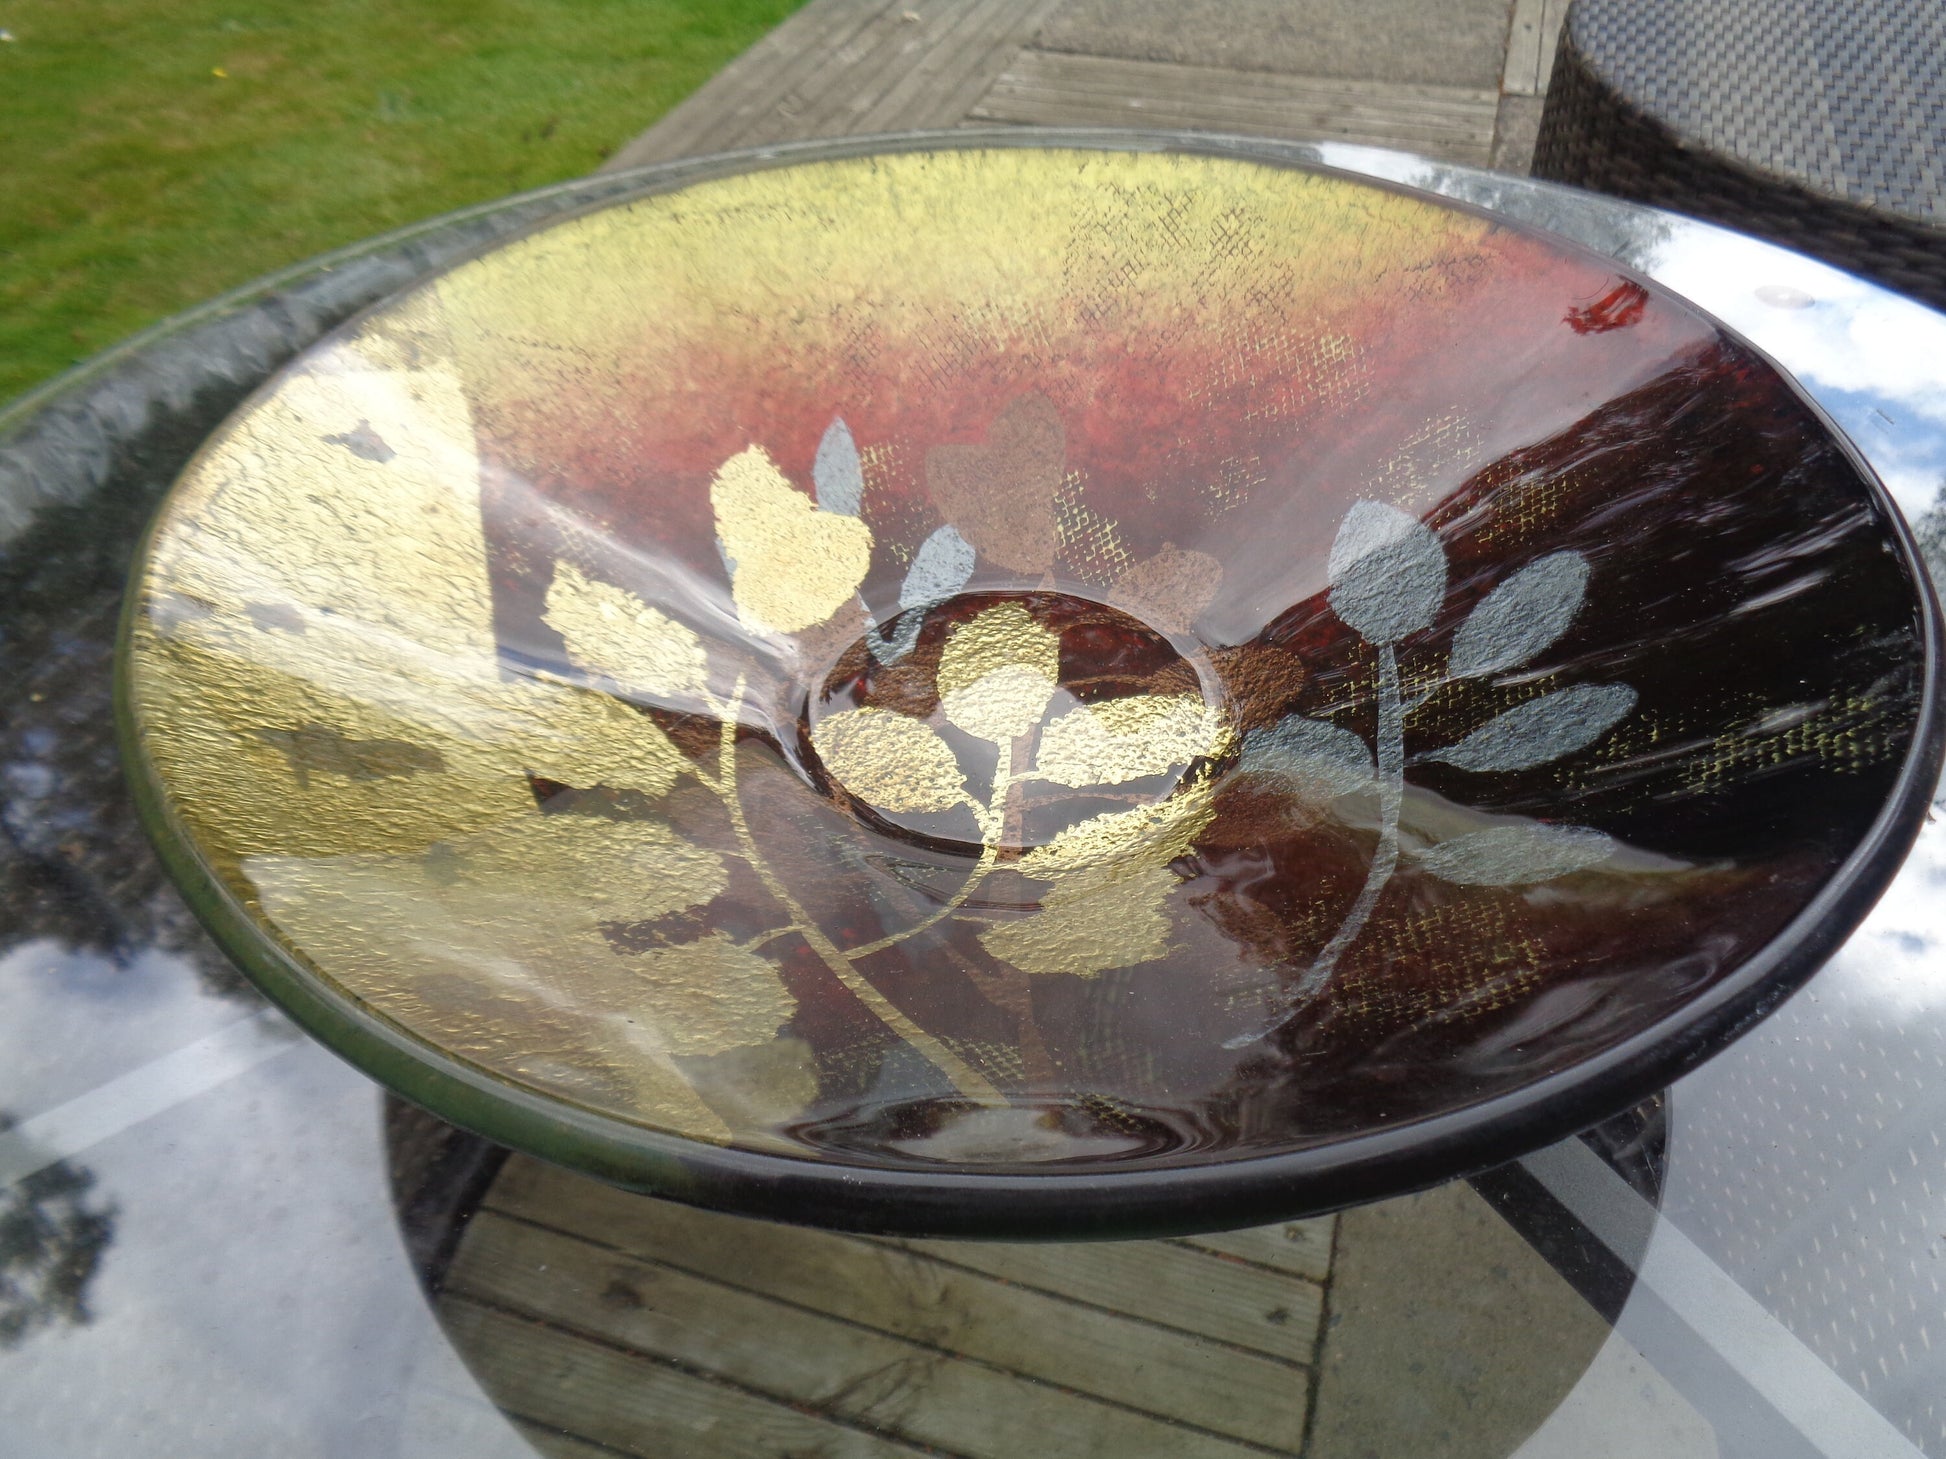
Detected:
[{"left": 2, "top": 132, "right": 1943, "bottom": 1458}]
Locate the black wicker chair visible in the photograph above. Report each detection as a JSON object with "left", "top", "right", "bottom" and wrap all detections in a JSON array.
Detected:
[{"left": 1534, "top": 0, "right": 1946, "bottom": 313}]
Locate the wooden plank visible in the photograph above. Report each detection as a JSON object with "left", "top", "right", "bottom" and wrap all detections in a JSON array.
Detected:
[
  {"left": 486, "top": 1157, "right": 1310, "bottom": 1451},
  {"left": 1502, "top": 0, "right": 1548, "bottom": 95},
  {"left": 889, "top": 1235, "right": 1322, "bottom": 1363},
  {"left": 442, "top": 1297, "right": 929, "bottom": 1459},
  {"left": 511, "top": 1419, "right": 639, "bottom": 1459},
  {"left": 605, "top": 0, "right": 891, "bottom": 167},
  {"left": 608, "top": 0, "right": 1063, "bottom": 166},
  {"left": 1538, "top": 0, "right": 1570, "bottom": 94},
  {"left": 1491, "top": 93, "right": 1545, "bottom": 175},
  {"left": 451, "top": 1212, "right": 1284, "bottom": 1459},
  {"left": 968, "top": 50, "right": 1498, "bottom": 163},
  {"left": 856, "top": 0, "right": 1069, "bottom": 133},
  {"left": 1174, "top": 1217, "right": 1337, "bottom": 1283},
  {"left": 970, "top": 85, "right": 1492, "bottom": 157},
  {"left": 745, "top": 0, "right": 941, "bottom": 141},
  {"left": 792, "top": 0, "right": 1026, "bottom": 136},
  {"left": 976, "top": 53, "right": 1500, "bottom": 114}
]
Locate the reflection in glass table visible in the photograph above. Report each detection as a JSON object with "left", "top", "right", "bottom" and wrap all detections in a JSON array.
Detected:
[{"left": 3, "top": 135, "right": 1945, "bottom": 1457}]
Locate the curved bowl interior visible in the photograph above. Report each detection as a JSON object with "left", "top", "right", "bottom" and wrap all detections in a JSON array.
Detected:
[{"left": 118, "top": 145, "right": 1937, "bottom": 1224}]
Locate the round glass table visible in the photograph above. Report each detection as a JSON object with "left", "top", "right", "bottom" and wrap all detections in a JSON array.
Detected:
[{"left": 3, "top": 133, "right": 1944, "bottom": 1457}]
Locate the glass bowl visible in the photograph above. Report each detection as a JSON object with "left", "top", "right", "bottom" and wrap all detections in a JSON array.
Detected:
[{"left": 117, "top": 140, "right": 1943, "bottom": 1236}]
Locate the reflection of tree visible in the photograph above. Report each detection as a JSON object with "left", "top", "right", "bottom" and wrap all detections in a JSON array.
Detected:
[
  {"left": 1916, "top": 483, "right": 1946, "bottom": 815},
  {"left": 1913, "top": 480, "right": 1946, "bottom": 605},
  {"left": 0, "top": 599, "right": 263, "bottom": 1005},
  {"left": 1410, "top": 165, "right": 1675, "bottom": 273},
  {"left": 0, "top": 1114, "right": 117, "bottom": 1348}
]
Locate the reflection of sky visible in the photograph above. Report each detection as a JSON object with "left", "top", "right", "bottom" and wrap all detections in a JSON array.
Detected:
[
  {"left": 1357, "top": 150, "right": 1946, "bottom": 532},
  {"left": 1645, "top": 225, "right": 1946, "bottom": 1010},
  {"left": 0, "top": 941, "right": 528, "bottom": 1459},
  {"left": 1652, "top": 230, "right": 1946, "bottom": 523},
  {"left": 1817, "top": 807, "right": 1946, "bottom": 1014},
  {"left": 0, "top": 941, "right": 264, "bottom": 1118}
]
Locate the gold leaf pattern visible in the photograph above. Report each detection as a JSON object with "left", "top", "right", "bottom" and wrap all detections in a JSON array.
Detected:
[
  {"left": 1016, "top": 774, "right": 1217, "bottom": 880},
  {"left": 710, "top": 445, "right": 873, "bottom": 633},
  {"left": 679, "top": 1039, "right": 821, "bottom": 1132},
  {"left": 937, "top": 601, "right": 1061, "bottom": 695},
  {"left": 979, "top": 863, "right": 1177, "bottom": 977},
  {"left": 456, "top": 813, "right": 729, "bottom": 922},
  {"left": 123, "top": 147, "right": 1743, "bottom": 1167},
  {"left": 241, "top": 810, "right": 761, "bottom": 1139},
  {"left": 500, "top": 675, "right": 690, "bottom": 797},
  {"left": 545, "top": 560, "right": 708, "bottom": 703},
  {"left": 812, "top": 706, "right": 971, "bottom": 814},
  {"left": 942, "top": 665, "right": 1060, "bottom": 744},
  {"left": 632, "top": 934, "right": 802, "bottom": 1056},
  {"left": 136, "top": 628, "right": 530, "bottom": 859},
  {"left": 937, "top": 603, "right": 1061, "bottom": 743},
  {"left": 1035, "top": 693, "right": 1218, "bottom": 788},
  {"left": 130, "top": 297, "right": 685, "bottom": 862}
]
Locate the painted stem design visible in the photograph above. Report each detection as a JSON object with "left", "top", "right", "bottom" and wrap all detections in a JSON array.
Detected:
[
  {"left": 709, "top": 676, "right": 1001, "bottom": 1102},
  {"left": 844, "top": 834, "right": 1001, "bottom": 960},
  {"left": 1293, "top": 642, "right": 1405, "bottom": 1001}
]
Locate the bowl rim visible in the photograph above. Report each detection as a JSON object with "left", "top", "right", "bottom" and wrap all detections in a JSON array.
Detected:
[{"left": 113, "top": 128, "right": 1946, "bottom": 1239}]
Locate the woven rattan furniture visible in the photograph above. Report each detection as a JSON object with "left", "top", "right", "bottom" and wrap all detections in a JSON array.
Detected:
[{"left": 1534, "top": 0, "right": 1946, "bottom": 312}]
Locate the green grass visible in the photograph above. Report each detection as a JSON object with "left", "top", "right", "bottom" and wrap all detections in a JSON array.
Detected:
[{"left": 0, "top": 0, "right": 803, "bottom": 405}]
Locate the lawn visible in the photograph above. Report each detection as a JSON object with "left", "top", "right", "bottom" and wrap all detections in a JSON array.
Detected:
[{"left": 0, "top": 0, "right": 803, "bottom": 406}]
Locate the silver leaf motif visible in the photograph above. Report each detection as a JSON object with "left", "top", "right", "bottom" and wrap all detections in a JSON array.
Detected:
[
  {"left": 869, "top": 524, "right": 977, "bottom": 663},
  {"left": 1448, "top": 551, "right": 1590, "bottom": 679},
  {"left": 1427, "top": 684, "right": 1637, "bottom": 772},
  {"left": 1412, "top": 823, "right": 1615, "bottom": 885},
  {"left": 1237, "top": 714, "right": 1377, "bottom": 800},
  {"left": 812, "top": 417, "right": 864, "bottom": 518},
  {"left": 1327, "top": 500, "right": 1447, "bottom": 644},
  {"left": 901, "top": 523, "right": 976, "bottom": 610}
]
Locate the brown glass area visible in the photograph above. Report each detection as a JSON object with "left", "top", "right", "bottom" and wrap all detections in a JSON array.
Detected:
[{"left": 119, "top": 148, "right": 1936, "bottom": 1217}]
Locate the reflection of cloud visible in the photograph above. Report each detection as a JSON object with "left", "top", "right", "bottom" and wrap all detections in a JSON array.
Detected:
[
  {"left": 1819, "top": 814, "right": 1946, "bottom": 1015},
  {"left": 1652, "top": 232, "right": 1946, "bottom": 516},
  {"left": 1797, "top": 393, "right": 1946, "bottom": 523},
  {"left": 1314, "top": 167, "right": 1946, "bottom": 527},
  {"left": 0, "top": 938, "right": 525, "bottom": 1455}
]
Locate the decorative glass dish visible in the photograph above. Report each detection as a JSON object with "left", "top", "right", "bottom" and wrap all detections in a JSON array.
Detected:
[{"left": 117, "top": 139, "right": 1942, "bottom": 1237}]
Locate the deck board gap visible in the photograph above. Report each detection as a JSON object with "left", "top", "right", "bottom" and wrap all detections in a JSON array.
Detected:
[
  {"left": 463, "top": 1204, "right": 1306, "bottom": 1453},
  {"left": 868, "top": 1237, "right": 1318, "bottom": 1368},
  {"left": 445, "top": 1292, "right": 972, "bottom": 1459}
]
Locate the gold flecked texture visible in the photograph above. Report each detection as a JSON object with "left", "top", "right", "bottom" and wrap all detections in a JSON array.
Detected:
[
  {"left": 241, "top": 815, "right": 796, "bottom": 1143},
  {"left": 979, "top": 862, "right": 1180, "bottom": 978},
  {"left": 1017, "top": 774, "right": 1218, "bottom": 880},
  {"left": 937, "top": 603, "right": 1061, "bottom": 743},
  {"left": 545, "top": 560, "right": 708, "bottom": 703},
  {"left": 127, "top": 294, "right": 802, "bottom": 1147},
  {"left": 812, "top": 707, "right": 971, "bottom": 815},
  {"left": 1035, "top": 694, "right": 1218, "bottom": 788},
  {"left": 710, "top": 445, "right": 873, "bottom": 634},
  {"left": 981, "top": 766, "right": 1221, "bottom": 978}
]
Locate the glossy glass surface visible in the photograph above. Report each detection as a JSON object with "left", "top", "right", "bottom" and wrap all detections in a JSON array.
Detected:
[
  {"left": 6, "top": 137, "right": 1946, "bottom": 1456},
  {"left": 117, "top": 145, "right": 1937, "bottom": 1213}
]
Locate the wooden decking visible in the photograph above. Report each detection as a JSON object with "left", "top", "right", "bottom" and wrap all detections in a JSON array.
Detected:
[
  {"left": 443, "top": 1155, "right": 1333, "bottom": 1458},
  {"left": 968, "top": 51, "right": 1497, "bottom": 161},
  {"left": 606, "top": 0, "right": 1556, "bottom": 175},
  {"left": 606, "top": 0, "right": 1068, "bottom": 168}
]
